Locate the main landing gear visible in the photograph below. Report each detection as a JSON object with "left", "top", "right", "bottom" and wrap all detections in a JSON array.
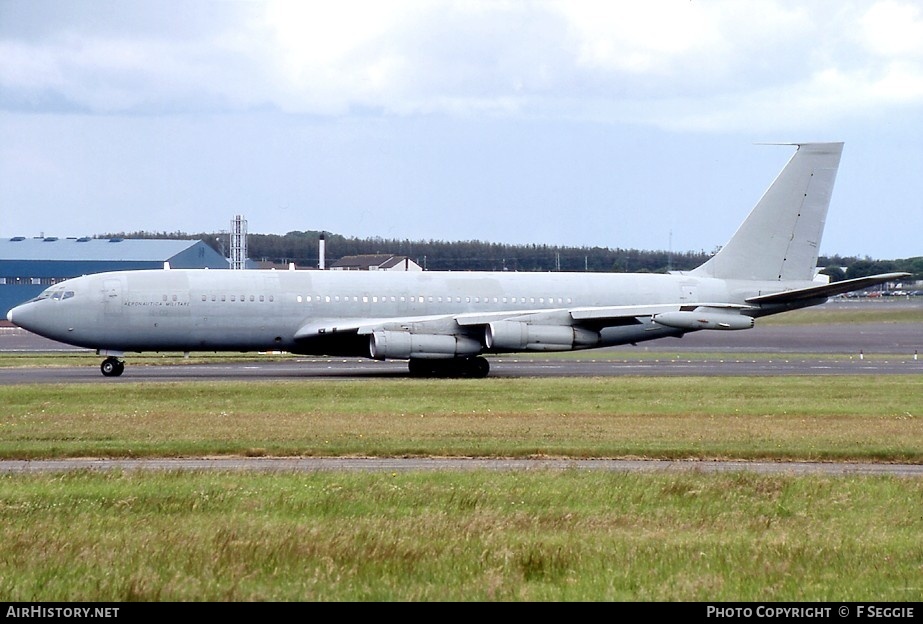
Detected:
[
  {"left": 100, "top": 356, "right": 125, "bottom": 377},
  {"left": 408, "top": 356, "right": 490, "bottom": 378}
]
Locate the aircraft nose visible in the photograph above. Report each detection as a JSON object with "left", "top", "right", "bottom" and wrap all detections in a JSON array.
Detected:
[
  {"left": 6, "top": 303, "right": 32, "bottom": 330},
  {"left": 7, "top": 304, "right": 25, "bottom": 326}
]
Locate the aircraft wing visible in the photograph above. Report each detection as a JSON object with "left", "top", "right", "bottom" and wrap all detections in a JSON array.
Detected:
[
  {"left": 745, "top": 272, "right": 910, "bottom": 305},
  {"left": 454, "top": 303, "right": 750, "bottom": 327},
  {"left": 293, "top": 302, "right": 755, "bottom": 344}
]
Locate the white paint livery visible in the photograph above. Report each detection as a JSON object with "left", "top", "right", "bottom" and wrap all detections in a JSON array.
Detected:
[{"left": 7, "top": 143, "right": 908, "bottom": 377}]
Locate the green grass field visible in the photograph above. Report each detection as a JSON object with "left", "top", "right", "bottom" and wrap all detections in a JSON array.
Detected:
[
  {"left": 1, "top": 376, "right": 922, "bottom": 462},
  {"left": 1, "top": 373, "right": 921, "bottom": 601},
  {"left": 2, "top": 469, "right": 920, "bottom": 601}
]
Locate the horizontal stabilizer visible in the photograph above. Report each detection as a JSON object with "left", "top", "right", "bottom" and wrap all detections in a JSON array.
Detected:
[{"left": 745, "top": 272, "right": 910, "bottom": 305}]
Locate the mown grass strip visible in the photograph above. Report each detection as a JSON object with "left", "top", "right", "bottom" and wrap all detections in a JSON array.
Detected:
[{"left": 2, "top": 376, "right": 921, "bottom": 462}]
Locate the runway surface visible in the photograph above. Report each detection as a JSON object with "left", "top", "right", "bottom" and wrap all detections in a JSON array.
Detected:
[
  {"left": 2, "top": 304, "right": 922, "bottom": 382},
  {"left": 1, "top": 353, "right": 922, "bottom": 384}
]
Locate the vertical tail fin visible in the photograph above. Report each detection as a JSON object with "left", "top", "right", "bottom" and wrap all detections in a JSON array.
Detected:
[{"left": 690, "top": 142, "right": 843, "bottom": 282}]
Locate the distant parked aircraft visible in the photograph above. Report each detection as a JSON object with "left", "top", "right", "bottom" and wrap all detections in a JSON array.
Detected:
[{"left": 7, "top": 142, "right": 908, "bottom": 378}]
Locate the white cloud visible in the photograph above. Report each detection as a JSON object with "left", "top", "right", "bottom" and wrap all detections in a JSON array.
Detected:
[
  {"left": 558, "top": 1, "right": 721, "bottom": 74},
  {"left": 858, "top": 1, "right": 923, "bottom": 57},
  {"left": 1, "top": 0, "right": 922, "bottom": 128}
]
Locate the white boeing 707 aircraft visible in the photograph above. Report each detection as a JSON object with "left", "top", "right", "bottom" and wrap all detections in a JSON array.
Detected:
[{"left": 7, "top": 142, "right": 909, "bottom": 378}]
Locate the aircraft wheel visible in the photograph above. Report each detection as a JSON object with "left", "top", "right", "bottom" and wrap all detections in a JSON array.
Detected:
[
  {"left": 408, "top": 357, "right": 489, "bottom": 378},
  {"left": 407, "top": 359, "right": 431, "bottom": 377},
  {"left": 466, "top": 357, "right": 490, "bottom": 378},
  {"left": 100, "top": 357, "right": 124, "bottom": 377}
]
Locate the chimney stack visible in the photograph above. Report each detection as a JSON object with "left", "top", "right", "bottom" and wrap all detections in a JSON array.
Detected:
[{"left": 318, "top": 232, "right": 326, "bottom": 270}]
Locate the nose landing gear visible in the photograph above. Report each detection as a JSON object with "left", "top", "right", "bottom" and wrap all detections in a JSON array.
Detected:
[{"left": 100, "top": 356, "right": 125, "bottom": 377}]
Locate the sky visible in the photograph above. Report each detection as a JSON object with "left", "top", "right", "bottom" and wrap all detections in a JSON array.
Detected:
[{"left": 1, "top": 1, "right": 922, "bottom": 261}]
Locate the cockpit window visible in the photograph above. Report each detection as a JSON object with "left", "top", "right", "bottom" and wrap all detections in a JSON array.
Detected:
[
  {"left": 26, "top": 287, "right": 74, "bottom": 304},
  {"left": 27, "top": 290, "right": 53, "bottom": 303}
]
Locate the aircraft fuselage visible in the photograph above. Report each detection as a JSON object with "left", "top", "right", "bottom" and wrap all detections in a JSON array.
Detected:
[{"left": 8, "top": 268, "right": 786, "bottom": 357}]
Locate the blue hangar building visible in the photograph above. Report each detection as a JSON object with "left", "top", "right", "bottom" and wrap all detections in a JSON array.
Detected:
[{"left": 1, "top": 236, "right": 229, "bottom": 318}]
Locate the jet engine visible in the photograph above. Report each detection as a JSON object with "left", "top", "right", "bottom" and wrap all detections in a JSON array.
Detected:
[
  {"left": 651, "top": 311, "right": 754, "bottom": 330},
  {"left": 485, "top": 321, "right": 599, "bottom": 351},
  {"left": 369, "top": 330, "right": 482, "bottom": 360}
]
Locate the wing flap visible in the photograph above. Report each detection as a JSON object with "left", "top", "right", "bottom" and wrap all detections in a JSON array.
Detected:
[
  {"left": 294, "top": 314, "right": 462, "bottom": 340},
  {"left": 293, "top": 319, "right": 367, "bottom": 340}
]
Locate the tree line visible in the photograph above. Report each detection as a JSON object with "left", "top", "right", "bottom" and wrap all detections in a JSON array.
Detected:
[{"left": 101, "top": 229, "right": 923, "bottom": 281}]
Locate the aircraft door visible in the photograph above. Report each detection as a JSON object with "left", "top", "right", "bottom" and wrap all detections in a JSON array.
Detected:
[{"left": 103, "top": 278, "right": 123, "bottom": 317}]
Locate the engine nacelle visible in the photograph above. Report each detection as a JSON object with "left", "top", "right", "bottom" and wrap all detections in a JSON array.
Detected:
[
  {"left": 651, "top": 311, "right": 754, "bottom": 331},
  {"left": 369, "top": 330, "right": 482, "bottom": 360},
  {"left": 485, "top": 321, "right": 599, "bottom": 351}
]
